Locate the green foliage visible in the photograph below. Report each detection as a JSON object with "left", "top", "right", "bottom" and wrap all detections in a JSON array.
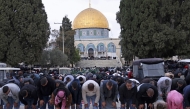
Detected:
[
  {"left": 50, "top": 49, "right": 68, "bottom": 67},
  {"left": 0, "top": 0, "right": 50, "bottom": 66},
  {"left": 39, "top": 49, "right": 69, "bottom": 68},
  {"left": 39, "top": 50, "right": 49, "bottom": 67},
  {"left": 119, "top": 38, "right": 134, "bottom": 61},
  {"left": 117, "top": 0, "right": 190, "bottom": 59},
  {"left": 71, "top": 48, "right": 80, "bottom": 65},
  {"left": 56, "top": 16, "right": 80, "bottom": 66}
]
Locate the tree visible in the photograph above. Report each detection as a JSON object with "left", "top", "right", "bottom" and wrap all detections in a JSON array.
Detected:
[
  {"left": 39, "top": 49, "right": 69, "bottom": 68},
  {"left": 119, "top": 38, "right": 134, "bottom": 61},
  {"left": 56, "top": 16, "right": 80, "bottom": 67},
  {"left": 71, "top": 48, "right": 80, "bottom": 67},
  {"left": 0, "top": 0, "right": 50, "bottom": 66},
  {"left": 50, "top": 49, "right": 68, "bottom": 67},
  {"left": 38, "top": 50, "right": 50, "bottom": 68},
  {"left": 117, "top": 0, "right": 190, "bottom": 59}
]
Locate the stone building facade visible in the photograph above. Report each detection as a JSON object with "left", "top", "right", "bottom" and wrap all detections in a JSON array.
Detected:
[{"left": 72, "top": 6, "right": 121, "bottom": 59}]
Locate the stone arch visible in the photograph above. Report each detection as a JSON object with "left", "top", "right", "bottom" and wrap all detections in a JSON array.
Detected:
[
  {"left": 77, "top": 43, "right": 85, "bottom": 52},
  {"left": 86, "top": 43, "right": 95, "bottom": 57},
  {"left": 97, "top": 43, "right": 105, "bottom": 52},
  {"left": 107, "top": 42, "right": 116, "bottom": 53},
  {"left": 86, "top": 43, "right": 95, "bottom": 51}
]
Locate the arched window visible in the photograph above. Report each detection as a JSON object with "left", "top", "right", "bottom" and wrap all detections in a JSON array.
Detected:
[
  {"left": 107, "top": 42, "right": 116, "bottom": 53},
  {"left": 97, "top": 43, "right": 105, "bottom": 52},
  {"left": 77, "top": 43, "right": 85, "bottom": 52}
]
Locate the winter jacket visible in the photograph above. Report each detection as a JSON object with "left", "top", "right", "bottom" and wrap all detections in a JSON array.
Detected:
[
  {"left": 19, "top": 84, "right": 38, "bottom": 105},
  {"left": 137, "top": 83, "right": 158, "bottom": 104},
  {"left": 37, "top": 77, "right": 56, "bottom": 100},
  {"left": 100, "top": 80, "right": 118, "bottom": 102},
  {"left": 82, "top": 80, "right": 100, "bottom": 104},
  {"left": 0, "top": 83, "right": 20, "bottom": 104},
  {"left": 171, "top": 78, "right": 186, "bottom": 94},
  {"left": 157, "top": 77, "right": 172, "bottom": 95},
  {"left": 183, "top": 85, "right": 190, "bottom": 107},
  {"left": 68, "top": 79, "right": 82, "bottom": 105},
  {"left": 119, "top": 82, "right": 137, "bottom": 104}
]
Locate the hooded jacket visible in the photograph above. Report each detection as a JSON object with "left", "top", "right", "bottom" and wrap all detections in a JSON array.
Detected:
[
  {"left": 68, "top": 79, "right": 82, "bottom": 105},
  {"left": 0, "top": 83, "right": 20, "bottom": 104},
  {"left": 19, "top": 84, "right": 38, "bottom": 105}
]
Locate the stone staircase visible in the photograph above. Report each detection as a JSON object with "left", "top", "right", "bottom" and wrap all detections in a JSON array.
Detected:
[{"left": 76, "top": 59, "right": 122, "bottom": 67}]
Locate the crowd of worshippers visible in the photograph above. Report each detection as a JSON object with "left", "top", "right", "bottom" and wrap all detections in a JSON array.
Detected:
[{"left": 0, "top": 69, "right": 190, "bottom": 109}]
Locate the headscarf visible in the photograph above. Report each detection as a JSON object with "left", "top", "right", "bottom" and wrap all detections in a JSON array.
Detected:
[
  {"left": 55, "top": 91, "right": 66, "bottom": 109},
  {"left": 167, "top": 90, "right": 183, "bottom": 109}
]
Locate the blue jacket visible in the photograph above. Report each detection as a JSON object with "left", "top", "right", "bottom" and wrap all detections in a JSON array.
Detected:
[{"left": 68, "top": 79, "right": 82, "bottom": 105}]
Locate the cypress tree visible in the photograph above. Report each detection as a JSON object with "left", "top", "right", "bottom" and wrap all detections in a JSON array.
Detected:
[
  {"left": 117, "top": 0, "right": 190, "bottom": 59},
  {"left": 0, "top": 0, "right": 50, "bottom": 66}
]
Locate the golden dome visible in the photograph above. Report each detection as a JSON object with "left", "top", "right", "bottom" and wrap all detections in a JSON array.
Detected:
[{"left": 73, "top": 8, "right": 109, "bottom": 30}]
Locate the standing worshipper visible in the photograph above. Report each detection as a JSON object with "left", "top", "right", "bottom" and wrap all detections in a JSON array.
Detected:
[
  {"left": 100, "top": 80, "right": 118, "bottom": 109},
  {"left": 82, "top": 80, "right": 100, "bottom": 109}
]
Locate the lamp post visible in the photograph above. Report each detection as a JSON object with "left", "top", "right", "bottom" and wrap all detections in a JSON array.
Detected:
[{"left": 54, "top": 22, "right": 70, "bottom": 54}]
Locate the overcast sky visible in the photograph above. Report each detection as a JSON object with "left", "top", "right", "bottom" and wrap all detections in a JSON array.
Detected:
[{"left": 41, "top": 0, "right": 121, "bottom": 38}]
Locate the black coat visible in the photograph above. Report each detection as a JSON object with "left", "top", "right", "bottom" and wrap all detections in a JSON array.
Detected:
[
  {"left": 137, "top": 83, "right": 158, "bottom": 104},
  {"left": 112, "top": 76, "right": 124, "bottom": 90},
  {"left": 171, "top": 78, "right": 186, "bottom": 94},
  {"left": 185, "top": 75, "right": 190, "bottom": 85},
  {"left": 183, "top": 85, "right": 190, "bottom": 107},
  {"left": 19, "top": 84, "right": 38, "bottom": 105},
  {"left": 37, "top": 77, "right": 56, "bottom": 100},
  {"left": 100, "top": 80, "right": 118, "bottom": 102},
  {"left": 68, "top": 79, "right": 82, "bottom": 105},
  {"left": 119, "top": 83, "right": 137, "bottom": 104},
  {"left": 174, "top": 68, "right": 182, "bottom": 77}
]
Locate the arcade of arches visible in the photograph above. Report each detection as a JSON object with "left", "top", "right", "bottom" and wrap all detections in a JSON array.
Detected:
[{"left": 73, "top": 5, "right": 121, "bottom": 59}]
